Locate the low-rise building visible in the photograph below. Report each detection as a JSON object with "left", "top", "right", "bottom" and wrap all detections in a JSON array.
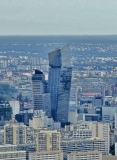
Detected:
[
  {"left": 29, "top": 151, "right": 63, "bottom": 160},
  {"left": 102, "top": 155, "right": 117, "bottom": 160},
  {"left": 61, "top": 137, "right": 106, "bottom": 159},
  {"left": 67, "top": 151, "right": 102, "bottom": 160}
]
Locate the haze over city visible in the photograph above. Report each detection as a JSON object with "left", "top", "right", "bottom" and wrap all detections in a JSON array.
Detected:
[
  {"left": 0, "top": 0, "right": 117, "bottom": 160},
  {"left": 0, "top": 0, "right": 117, "bottom": 35}
]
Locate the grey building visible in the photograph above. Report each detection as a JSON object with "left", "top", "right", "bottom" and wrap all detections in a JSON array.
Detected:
[
  {"left": 32, "top": 70, "right": 51, "bottom": 117},
  {"left": 48, "top": 45, "right": 72, "bottom": 123}
]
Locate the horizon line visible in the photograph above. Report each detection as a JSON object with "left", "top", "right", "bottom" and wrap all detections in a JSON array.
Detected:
[{"left": 0, "top": 34, "right": 117, "bottom": 36}]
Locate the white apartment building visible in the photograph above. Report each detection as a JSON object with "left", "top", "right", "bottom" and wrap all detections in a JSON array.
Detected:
[
  {"left": 67, "top": 121, "right": 110, "bottom": 154},
  {"left": 73, "top": 129, "right": 92, "bottom": 139}
]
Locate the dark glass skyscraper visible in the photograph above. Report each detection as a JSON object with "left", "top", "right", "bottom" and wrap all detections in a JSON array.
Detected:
[{"left": 48, "top": 45, "right": 72, "bottom": 122}]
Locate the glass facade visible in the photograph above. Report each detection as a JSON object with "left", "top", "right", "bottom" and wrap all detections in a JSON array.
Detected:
[
  {"left": 57, "top": 67, "right": 72, "bottom": 123},
  {"left": 48, "top": 45, "right": 72, "bottom": 122}
]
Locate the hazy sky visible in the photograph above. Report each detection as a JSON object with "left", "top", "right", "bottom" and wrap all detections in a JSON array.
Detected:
[{"left": 0, "top": 0, "right": 117, "bottom": 35}]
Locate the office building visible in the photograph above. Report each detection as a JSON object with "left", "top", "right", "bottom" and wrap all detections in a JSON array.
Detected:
[
  {"left": 67, "top": 151, "right": 102, "bottom": 160},
  {"left": 4, "top": 123, "right": 26, "bottom": 145},
  {"left": 0, "top": 104, "right": 12, "bottom": 121},
  {"left": 32, "top": 70, "right": 51, "bottom": 117},
  {"left": 92, "top": 96, "right": 103, "bottom": 107},
  {"left": 15, "top": 113, "right": 33, "bottom": 126},
  {"left": 48, "top": 45, "right": 72, "bottom": 122},
  {"left": 29, "top": 151, "right": 63, "bottom": 160},
  {"left": 57, "top": 67, "right": 72, "bottom": 123}
]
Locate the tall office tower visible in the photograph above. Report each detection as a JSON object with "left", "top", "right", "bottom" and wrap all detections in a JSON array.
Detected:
[
  {"left": 32, "top": 70, "right": 51, "bottom": 117},
  {"left": 48, "top": 45, "right": 72, "bottom": 122},
  {"left": 4, "top": 123, "right": 26, "bottom": 145}
]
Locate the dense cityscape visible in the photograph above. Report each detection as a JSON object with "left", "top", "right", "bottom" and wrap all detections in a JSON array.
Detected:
[{"left": 0, "top": 36, "right": 117, "bottom": 160}]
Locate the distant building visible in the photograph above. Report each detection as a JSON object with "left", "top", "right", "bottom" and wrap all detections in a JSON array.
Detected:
[
  {"left": 0, "top": 151, "right": 26, "bottom": 160},
  {"left": 35, "top": 130, "right": 60, "bottom": 152},
  {"left": 29, "top": 151, "right": 63, "bottom": 160},
  {"left": 9, "top": 100, "right": 20, "bottom": 119},
  {"left": 32, "top": 70, "right": 51, "bottom": 117},
  {"left": 29, "top": 110, "right": 61, "bottom": 130},
  {"left": 61, "top": 138, "right": 106, "bottom": 159},
  {"left": 48, "top": 45, "right": 72, "bottom": 123},
  {"left": 0, "top": 103, "right": 12, "bottom": 121},
  {"left": 89, "top": 122, "right": 110, "bottom": 154},
  {"left": 103, "top": 155, "right": 117, "bottom": 160},
  {"left": 4, "top": 123, "right": 26, "bottom": 145},
  {"left": 67, "top": 151, "right": 102, "bottom": 160},
  {"left": 0, "top": 145, "right": 26, "bottom": 160},
  {"left": 15, "top": 113, "right": 33, "bottom": 126}
]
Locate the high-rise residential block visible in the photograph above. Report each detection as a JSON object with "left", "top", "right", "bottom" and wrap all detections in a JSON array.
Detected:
[
  {"left": 4, "top": 123, "right": 26, "bottom": 145},
  {"left": 35, "top": 130, "right": 60, "bottom": 152}
]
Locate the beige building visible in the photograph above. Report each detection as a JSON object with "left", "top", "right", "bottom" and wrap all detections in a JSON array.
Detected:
[
  {"left": 102, "top": 155, "right": 117, "bottom": 160},
  {"left": 29, "top": 117, "right": 43, "bottom": 129},
  {"left": 89, "top": 122, "right": 110, "bottom": 154},
  {"left": 29, "top": 151, "right": 63, "bottom": 160},
  {"left": 4, "top": 123, "right": 26, "bottom": 145},
  {"left": 67, "top": 151, "right": 102, "bottom": 160},
  {"left": 35, "top": 130, "right": 60, "bottom": 152}
]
